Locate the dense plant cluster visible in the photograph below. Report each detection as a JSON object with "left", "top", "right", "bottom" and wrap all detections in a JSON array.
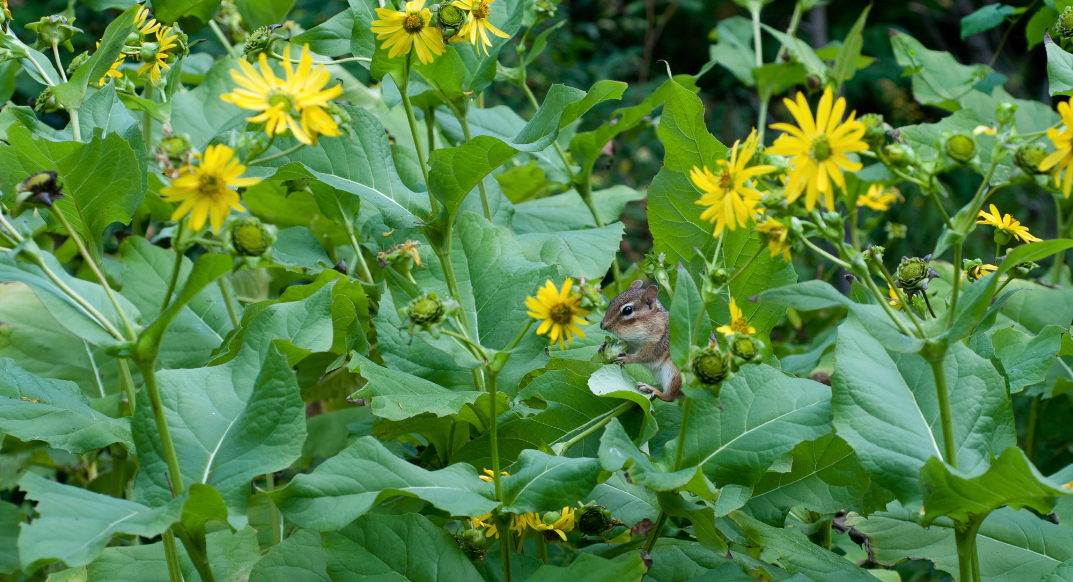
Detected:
[{"left": 4, "top": 0, "right": 1073, "bottom": 581}]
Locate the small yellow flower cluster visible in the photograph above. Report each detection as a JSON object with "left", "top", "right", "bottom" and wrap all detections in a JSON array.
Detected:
[
  {"left": 94, "top": 5, "right": 180, "bottom": 87},
  {"left": 470, "top": 508, "right": 576, "bottom": 541},
  {"left": 370, "top": 0, "right": 510, "bottom": 65}
]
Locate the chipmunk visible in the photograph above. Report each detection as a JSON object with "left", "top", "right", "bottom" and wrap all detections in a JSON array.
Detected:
[{"left": 599, "top": 281, "right": 682, "bottom": 401}]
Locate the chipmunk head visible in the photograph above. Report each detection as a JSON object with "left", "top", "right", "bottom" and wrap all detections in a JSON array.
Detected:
[{"left": 600, "top": 280, "right": 665, "bottom": 343}]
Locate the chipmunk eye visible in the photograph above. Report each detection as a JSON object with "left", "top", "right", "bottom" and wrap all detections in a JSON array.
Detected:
[{"left": 622, "top": 305, "right": 634, "bottom": 316}]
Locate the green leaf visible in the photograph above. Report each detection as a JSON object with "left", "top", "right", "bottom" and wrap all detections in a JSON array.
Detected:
[
  {"left": 760, "top": 24, "right": 827, "bottom": 81},
  {"left": 831, "top": 6, "right": 871, "bottom": 89},
  {"left": 678, "top": 363, "right": 832, "bottom": 487},
  {"left": 669, "top": 264, "right": 706, "bottom": 371},
  {"left": 169, "top": 56, "right": 247, "bottom": 148},
  {"left": 499, "top": 449, "right": 602, "bottom": 514},
  {"left": 291, "top": 9, "right": 355, "bottom": 57},
  {"left": 83, "top": 528, "right": 261, "bottom": 582},
  {"left": 249, "top": 513, "right": 484, "bottom": 582},
  {"left": 1044, "top": 559, "right": 1073, "bottom": 582},
  {"left": 848, "top": 504, "right": 1073, "bottom": 582},
  {"left": 644, "top": 542, "right": 736, "bottom": 581},
  {"left": 598, "top": 417, "right": 698, "bottom": 492},
  {"left": 348, "top": 354, "right": 484, "bottom": 421},
  {"left": 268, "top": 436, "right": 497, "bottom": 531},
  {"left": 921, "top": 447, "right": 1071, "bottom": 529},
  {"left": 962, "top": 4, "right": 1016, "bottom": 38},
  {"left": 511, "top": 186, "right": 645, "bottom": 234},
  {"left": 1028, "top": 7, "right": 1060, "bottom": 50},
  {"left": 584, "top": 472, "right": 659, "bottom": 529},
  {"left": 132, "top": 346, "right": 306, "bottom": 513},
  {"left": 731, "top": 510, "right": 881, "bottom": 581},
  {"left": 17, "top": 472, "right": 226, "bottom": 569},
  {"left": 237, "top": 0, "right": 294, "bottom": 29},
  {"left": 747, "top": 432, "right": 871, "bottom": 526},
  {"left": 153, "top": 0, "right": 222, "bottom": 25},
  {"left": 527, "top": 554, "right": 646, "bottom": 582},
  {"left": 657, "top": 79, "right": 727, "bottom": 175},
  {"left": 0, "top": 501, "right": 25, "bottom": 575},
  {"left": 992, "top": 325, "right": 1066, "bottom": 393},
  {"left": 515, "top": 222, "right": 625, "bottom": 280},
  {"left": 137, "top": 252, "right": 232, "bottom": 363},
  {"left": 0, "top": 358, "right": 131, "bottom": 453},
  {"left": 706, "top": 16, "right": 756, "bottom": 86},
  {"left": 891, "top": 30, "right": 996, "bottom": 110},
  {"left": 832, "top": 319, "right": 1014, "bottom": 505},
  {"left": 0, "top": 125, "right": 143, "bottom": 255},
  {"left": 51, "top": 7, "right": 137, "bottom": 111}
]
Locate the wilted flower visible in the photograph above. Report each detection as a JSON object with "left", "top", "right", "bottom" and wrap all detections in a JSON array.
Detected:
[
  {"left": 379, "top": 240, "right": 422, "bottom": 283},
  {"left": 962, "top": 259, "right": 997, "bottom": 283}
]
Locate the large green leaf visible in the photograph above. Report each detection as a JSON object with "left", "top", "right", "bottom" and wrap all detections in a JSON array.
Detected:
[
  {"left": 499, "top": 449, "right": 602, "bottom": 514},
  {"left": 583, "top": 472, "right": 659, "bottom": 529},
  {"left": 515, "top": 222, "right": 625, "bottom": 280},
  {"left": 657, "top": 78, "right": 726, "bottom": 174},
  {"left": 598, "top": 417, "right": 699, "bottom": 493},
  {"left": 890, "top": 30, "right": 996, "bottom": 111},
  {"left": 51, "top": 7, "right": 137, "bottom": 111},
  {"left": 0, "top": 358, "right": 131, "bottom": 453},
  {"left": 348, "top": 355, "right": 483, "bottom": 421},
  {"left": 237, "top": 0, "right": 294, "bottom": 28},
  {"left": 132, "top": 346, "right": 306, "bottom": 513},
  {"left": 268, "top": 436, "right": 497, "bottom": 530},
  {"left": 249, "top": 513, "right": 484, "bottom": 582},
  {"left": 169, "top": 56, "right": 248, "bottom": 148},
  {"left": 746, "top": 432, "right": 871, "bottom": 526},
  {"left": 991, "top": 325, "right": 1066, "bottom": 393},
  {"left": 527, "top": 554, "right": 646, "bottom": 582},
  {"left": 669, "top": 264, "right": 706, "bottom": 371},
  {"left": 153, "top": 0, "right": 222, "bottom": 24},
  {"left": 79, "top": 528, "right": 261, "bottom": 582},
  {"left": 731, "top": 510, "right": 881, "bottom": 581},
  {"left": 831, "top": 319, "right": 1014, "bottom": 505},
  {"left": 17, "top": 472, "right": 226, "bottom": 570},
  {"left": 510, "top": 186, "right": 645, "bottom": 234},
  {"left": 0, "top": 125, "right": 143, "bottom": 255},
  {"left": 677, "top": 363, "right": 832, "bottom": 487},
  {"left": 848, "top": 504, "right": 1073, "bottom": 582},
  {"left": 0, "top": 501, "right": 23, "bottom": 575},
  {"left": 961, "top": 4, "right": 1016, "bottom": 38},
  {"left": 1047, "top": 34, "right": 1073, "bottom": 96},
  {"left": 920, "top": 446, "right": 1072, "bottom": 528}
]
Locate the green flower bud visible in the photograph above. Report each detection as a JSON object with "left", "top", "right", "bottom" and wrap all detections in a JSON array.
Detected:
[
  {"left": 594, "top": 336, "right": 628, "bottom": 365},
  {"left": 0, "top": 0, "right": 10, "bottom": 31},
  {"left": 638, "top": 251, "right": 672, "bottom": 292},
  {"left": 26, "top": 15, "right": 81, "bottom": 51},
  {"left": 1057, "top": 6, "right": 1073, "bottom": 39},
  {"left": 66, "top": 51, "right": 90, "bottom": 76},
  {"left": 961, "top": 258, "right": 995, "bottom": 283},
  {"left": 1015, "top": 142, "right": 1048, "bottom": 175},
  {"left": 244, "top": 25, "right": 280, "bottom": 62},
  {"left": 859, "top": 113, "right": 887, "bottom": 151},
  {"left": 885, "top": 222, "right": 907, "bottom": 241},
  {"left": 1011, "top": 261, "right": 1039, "bottom": 278},
  {"left": 166, "top": 28, "right": 190, "bottom": 58},
  {"left": 692, "top": 345, "right": 730, "bottom": 387},
  {"left": 406, "top": 292, "right": 446, "bottom": 326},
  {"left": 577, "top": 278, "right": 605, "bottom": 312},
  {"left": 161, "top": 133, "right": 193, "bottom": 159},
  {"left": 456, "top": 529, "right": 488, "bottom": 562},
  {"left": 867, "top": 244, "right": 886, "bottom": 265},
  {"left": 323, "top": 103, "right": 354, "bottom": 138},
  {"left": 438, "top": 4, "right": 465, "bottom": 27},
  {"left": 729, "top": 332, "right": 763, "bottom": 362},
  {"left": 883, "top": 143, "right": 916, "bottom": 167},
  {"left": 541, "top": 511, "right": 561, "bottom": 526},
  {"left": 534, "top": 0, "right": 556, "bottom": 19},
  {"left": 995, "top": 102, "right": 1018, "bottom": 125},
  {"left": 224, "top": 216, "right": 277, "bottom": 257},
  {"left": 994, "top": 229, "right": 1013, "bottom": 247},
  {"left": 577, "top": 504, "right": 616, "bottom": 536},
  {"left": 139, "top": 42, "right": 160, "bottom": 63},
  {"left": 33, "top": 86, "right": 59, "bottom": 113},
  {"left": 942, "top": 132, "right": 977, "bottom": 164},
  {"left": 378, "top": 240, "right": 422, "bottom": 284},
  {"left": 894, "top": 255, "right": 939, "bottom": 293},
  {"left": 13, "top": 171, "right": 63, "bottom": 217}
]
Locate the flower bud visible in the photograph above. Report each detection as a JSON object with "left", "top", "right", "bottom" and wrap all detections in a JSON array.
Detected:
[
  {"left": 961, "top": 258, "right": 995, "bottom": 283},
  {"left": 577, "top": 278, "right": 605, "bottom": 312},
  {"left": 729, "top": 332, "right": 763, "bottom": 362},
  {"left": 33, "top": 86, "right": 59, "bottom": 113},
  {"left": 942, "top": 132, "right": 977, "bottom": 165},
  {"left": 0, "top": 0, "right": 10, "bottom": 32},
  {"left": 66, "top": 51, "right": 90, "bottom": 76},
  {"left": 883, "top": 143, "right": 916, "bottom": 167},
  {"left": 323, "top": 103, "right": 354, "bottom": 139},
  {"left": 995, "top": 102, "right": 1018, "bottom": 125},
  {"left": 1015, "top": 143, "right": 1047, "bottom": 175},
  {"left": 26, "top": 15, "right": 81, "bottom": 51},
  {"left": 533, "top": 0, "right": 556, "bottom": 20},
  {"left": 161, "top": 133, "right": 193, "bottom": 159},
  {"left": 577, "top": 504, "right": 615, "bottom": 536},
  {"left": 437, "top": 4, "right": 465, "bottom": 27},
  {"left": 541, "top": 511, "right": 561, "bottom": 526},
  {"left": 456, "top": 529, "right": 488, "bottom": 562},
  {"left": 859, "top": 113, "right": 887, "bottom": 151},
  {"left": 867, "top": 244, "right": 886, "bottom": 265},
  {"left": 139, "top": 41, "right": 160, "bottom": 63},
  {"left": 406, "top": 292, "right": 446, "bottom": 326},
  {"left": 224, "top": 215, "right": 277, "bottom": 258},
  {"left": 1057, "top": 6, "right": 1073, "bottom": 40},
  {"left": 1011, "top": 261, "right": 1039, "bottom": 278},
  {"left": 13, "top": 171, "right": 63, "bottom": 217},
  {"left": 378, "top": 240, "right": 422, "bottom": 284},
  {"left": 638, "top": 251, "right": 672, "bottom": 291},
  {"left": 244, "top": 25, "right": 280, "bottom": 62},
  {"left": 895, "top": 255, "right": 939, "bottom": 294},
  {"left": 885, "top": 222, "right": 907, "bottom": 241},
  {"left": 692, "top": 345, "right": 730, "bottom": 387}
]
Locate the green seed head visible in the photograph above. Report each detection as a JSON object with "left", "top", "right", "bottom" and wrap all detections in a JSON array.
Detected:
[
  {"left": 1057, "top": 6, "right": 1073, "bottom": 39},
  {"left": 729, "top": 333, "right": 762, "bottom": 361},
  {"left": 693, "top": 345, "right": 730, "bottom": 386},
  {"left": 810, "top": 135, "right": 832, "bottom": 162},
  {"left": 995, "top": 101, "right": 1018, "bottom": 125},
  {"left": 577, "top": 505, "right": 614, "bottom": 536},
  {"left": 66, "top": 51, "right": 90, "bottom": 76},
  {"left": 244, "top": 25, "right": 277, "bottom": 61},
  {"left": 407, "top": 292, "right": 446, "bottom": 325},
  {"left": 883, "top": 143, "right": 915, "bottom": 167},
  {"left": 1015, "top": 142, "right": 1048, "bottom": 175},
  {"left": 225, "top": 216, "right": 276, "bottom": 257},
  {"left": 942, "top": 132, "right": 977, "bottom": 164},
  {"left": 895, "top": 255, "right": 938, "bottom": 291},
  {"left": 859, "top": 113, "right": 887, "bottom": 150},
  {"left": 437, "top": 4, "right": 466, "bottom": 27}
]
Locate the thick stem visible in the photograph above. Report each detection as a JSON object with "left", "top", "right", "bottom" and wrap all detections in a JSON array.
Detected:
[
  {"left": 209, "top": 19, "right": 239, "bottom": 58},
  {"left": 265, "top": 472, "right": 282, "bottom": 546},
  {"left": 488, "top": 371, "right": 503, "bottom": 500},
  {"left": 219, "top": 278, "right": 241, "bottom": 328},
  {"left": 110, "top": 444, "right": 128, "bottom": 498},
  {"left": 450, "top": 107, "right": 492, "bottom": 221},
  {"left": 142, "top": 84, "right": 154, "bottom": 152},
  {"left": 1053, "top": 199, "right": 1067, "bottom": 285},
  {"left": 161, "top": 244, "right": 184, "bottom": 312},
  {"left": 435, "top": 247, "right": 472, "bottom": 332},
  {"left": 70, "top": 109, "right": 82, "bottom": 142},
  {"left": 557, "top": 401, "right": 634, "bottom": 455},
  {"left": 928, "top": 355, "right": 958, "bottom": 469},
  {"left": 1026, "top": 395, "right": 1041, "bottom": 464},
  {"left": 425, "top": 107, "right": 436, "bottom": 156},
  {"left": 174, "top": 526, "right": 217, "bottom": 582},
  {"left": 399, "top": 56, "right": 437, "bottom": 215},
  {"left": 643, "top": 397, "right": 694, "bottom": 552},
  {"left": 162, "top": 530, "right": 184, "bottom": 582},
  {"left": 749, "top": 3, "right": 763, "bottom": 68},
  {"left": 118, "top": 358, "right": 137, "bottom": 413},
  {"left": 138, "top": 363, "right": 186, "bottom": 494},
  {"left": 499, "top": 523, "right": 513, "bottom": 582},
  {"left": 246, "top": 143, "right": 306, "bottom": 166},
  {"left": 52, "top": 43, "right": 68, "bottom": 83},
  {"left": 954, "top": 528, "right": 980, "bottom": 582}
]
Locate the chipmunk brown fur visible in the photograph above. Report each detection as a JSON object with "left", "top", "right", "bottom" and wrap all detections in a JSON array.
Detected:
[{"left": 599, "top": 281, "right": 682, "bottom": 401}]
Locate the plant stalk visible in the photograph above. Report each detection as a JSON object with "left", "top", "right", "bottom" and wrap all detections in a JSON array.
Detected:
[
  {"left": 557, "top": 401, "right": 634, "bottom": 455},
  {"left": 219, "top": 278, "right": 241, "bottom": 328},
  {"left": 118, "top": 358, "right": 137, "bottom": 413},
  {"left": 138, "top": 363, "right": 186, "bottom": 493},
  {"left": 246, "top": 143, "right": 306, "bottom": 166},
  {"left": 265, "top": 472, "right": 282, "bottom": 546},
  {"left": 448, "top": 103, "right": 492, "bottom": 221},
  {"left": 208, "top": 19, "right": 239, "bottom": 58},
  {"left": 399, "top": 55, "right": 437, "bottom": 216},
  {"left": 162, "top": 530, "right": 184, "bottom": 582},
  {"left": 162, "top": 244, "right": 184, "bottom": 312},
  {"left": 143, "top": 84, "right": 154, "bottom": 152},
  {"left": 643, "top": 397, "right": 693, "bottom": 553},
  {"left": 928, "top": 355, "right": 958, "bottom": 469}
]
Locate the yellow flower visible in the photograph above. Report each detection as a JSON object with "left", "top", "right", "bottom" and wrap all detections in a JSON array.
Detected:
[
  {"left": 690, "top": 128, "right": 775, "bottom": 236},
  {"left": 135, "top": 4, "right": 160, "bottom": 35},
  {"left": 754, "top": 216, "right": 791, "bottom": 261},
  {"left": 94, "top": 42, "right": 125, "bottom": 87},
  {"left": 160, "top": 145, "right": 261, "bottom": 232},
  {"left": 887, "top": 286, "right": 902, "bottom": 311},
  {"left": 526, "top": 508, "right": 576, "bottom": 541},
  {"left": 478, "top": 468, "right": 509, "bottom": 482},
  {"left": 716, "top": 299, "right": 756, "bottom": 337},
  {"left": 137, "top": 26, "right": 177, "bottom": 84},
  {"left": 525, "top": 278, "right": 590, "bottom": 349},
  {"left": 221, "top": 44, "right": 344, "bottom": 146},
  {"left": 856, "top": 185, "right": 901, "bottom": 211},
  {"left": 972, "top": 125, "right": 997, "bottom": 136},
  {"left": 976, "top": 204, "right": 1042, "bottom": 244},
  {"left": 963, "top": 263, "right": 997, "bottom": 282},
  {"left": 1041, "top": 100, "right": 1073, "bottom": 198},
  {"left": 370, "top": 0, "right": 445, "bottom": 64},
  {"left": 767, "top": 87, "right": 868, "bottom": 211},
  {"left": 452, "top": 0, "right": 510, "bottom": 56},
  {"left": 471, "top": 513, "right": 525, "bottom": 539}
]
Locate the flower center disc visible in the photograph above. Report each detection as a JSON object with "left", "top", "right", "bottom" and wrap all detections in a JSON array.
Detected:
[
  {"left": 473, "top": 2, "right": 491, "bottom": 19},
  {"left": 731, "top": 319, "right": 750, "bottom": 333},
  {"left": 403, "top": 13, "right": 424, "bottom": 33},
  {"left": 718, "top": 169, "right": 732, "bottom": 190},
  {"left": 199, "top": 173, "right": 227, "bottom": 200},
  {"left": 268, "top": 92, "right": 296, "bottom": 114},
  {"left": 810, "top": 135, "right": 831, "bottom": 161},
  {"left": 550, "top": 303, "right": 575, "bottom": 325}
]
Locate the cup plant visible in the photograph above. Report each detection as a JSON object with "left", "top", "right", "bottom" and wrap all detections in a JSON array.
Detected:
[{"left": 3, "top": 1, "right": 1073, "bottom": 581}]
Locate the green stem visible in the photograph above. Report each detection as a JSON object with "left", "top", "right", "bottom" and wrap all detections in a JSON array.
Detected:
[
  {"left": 521, "top": 83, "right": 576, "bottom": 183},
  {"left": 928, "top": 354, "right": 958, "bottom": 469},
  {"left": 924, "top": 187, "right": 953, "bottom": 230},
  {"left": 488, "top": 370, "right": 503, "bottom": 500},
  {"left": 447, "top": 103, "right": 492, "bottom": 221},
  {"left": 51, "top": 43, "right": 67, "bottom": 83},
  {"left": 725, "top": 246, "right": 764, "bottom": 289},
  {"left": 219, "top": 278, "right": 241, "bottom": 328},
  {"left": 268, "top": 51, "right": 370, "bottom": 65},
  {"left": 536, "top": 533, "right": 548, "bottom": 564},
  {"left": 162, "top": 244, "right": 184, "bottom": 313},
  {"left": 435, "top": 247, "right": 472, "bottom": 332},
  {"left": 997, "top": 241, "right": 1003, "bottom": 263},
  {"left": 1053, "top": 199, "right": 1067, "bottom": 285},
  {"left": 162, "top": 530, "right": 184, "bottom": 582},
  {"left": 499, "top": 523, "right": 513, "bottom": 582},
  {"left": 557, "top": 401, "right": 634, "bottom": 455},
  {"left": 1026, "top": 395, "right": 1041, "bottom": 464},
  {"left": 955, "top": 528, "right": 980, "bottom": 582},
  {"left": 800, "top": 236, "right": 852, "bottom": 271},
  {"left": 641, "top": 512, "right": 668, "bottom": 553},
  {"left": 643, "top": 397, "right": 694, "bottom": 553},
  {"left": 425, "top": 107, "right": 436, "bottom": 156},
  {"left": 209, "top": 19, "right": 239, "bottom": 58},
  {"left": 53, "top": 210, "right": 137, "bottom": 339},
  {"left": 265, "top": 472, "right": 282, "bottom": 546},
  {"left": 849, "top": 206, "right": 861, "bottom": 251},
  {"left": 142, "top": 84, "right": 154, "bottom": 152},
  {"left": 173, "top": 526, "right": 217, "bottom": 582},
  {"left": 110, "top": 444, "right": 128, "bottom": 498},
  {"left": 246, "top": 143, "right": 306, "bottom": 166},
  {"left": 138, "top": 363, "right": 186, "bottom": 494},
  {"left": 749, "top": 3, "right": 763, "bottom": 68},
  {"left": 947, "top": 243, "right": 963, "bottom": 327},
  {"left": 118, "top": 358, "right": 137, "bottom": 414},
  {"left": 69, "top": 109, "right": 82, "bottom": 142},
  {"left": 399, "top": 55, "right": 437, "bottom": 215}
]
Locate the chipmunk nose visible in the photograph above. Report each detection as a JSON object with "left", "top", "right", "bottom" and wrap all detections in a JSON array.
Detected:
[{"left": 599, "top": 318, "right": 607, "bottom": 331}]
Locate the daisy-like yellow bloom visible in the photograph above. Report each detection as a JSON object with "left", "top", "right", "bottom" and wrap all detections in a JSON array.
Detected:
[
  {"left": 767, "top": 87, "right": 868, "bottom": 211},
  {"left": 963, "top": 263, "right": 997, "bottom": 282},
  {"left": 526, "top": 507, "right": 576, "bottom": 541},
  {"left": 856, "top": 185, "right": 901, "bottom": 212},
  {"left": 94, "top": 42, "right": 125, "bottom": 87},
  {"left": 470, "top": 513, "right": 525, "bottom": 539},
  {"left": 135, "top": 4, "right": 160, "bottom": 35},
  {"left": 973, "top": 125, "right": 997, "bottom": 136},
  {"left": 716, "top": 299, "right": 756, "bottom": 337},
  {"left": 1041, "top": 100, "right": 1073, "bottom": 198},
  {"left": 221, "top": 44, "right": 344, "bottom": 146},
  {"left": 754, "top": 216, "right": 791, "bottom": 261},
  {"left": 690, "top": 128, "right": 775, "bottom": 236},
  {"left": 160, "top": 145, "right": 261, "bottom": 232},
  {"left": 452, "top": 0, "right": 510, "bottom": 56},
  {"left": 887, "top": 286, "right": 902, "bottom": 311},
  {"left": 478, "top": 468, "right": 508, "bottom": 482},
  {"left": 976, "top": 204, "right": 1042, "bottom": 244},
  {"left": 525, "top": 278, "right": 590, "bottom": 349},
  {"left": 137, "top": 26, "right": 177, "bottom": 84},
  {"left": 370, "top": 0, "right": 445, "bottom": 64}
]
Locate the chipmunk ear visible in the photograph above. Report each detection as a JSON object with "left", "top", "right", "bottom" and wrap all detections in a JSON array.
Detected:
[
  {"left": 629, "top": 280, "right": 644, "bottom": 289},
  {"left": 644, "top": 285, "right": 659, "bottom": 306}
]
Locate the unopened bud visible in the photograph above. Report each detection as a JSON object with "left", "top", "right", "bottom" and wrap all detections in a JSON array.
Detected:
[{"left": 942, "top": 132, "right": 977, "bottom": 164}]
